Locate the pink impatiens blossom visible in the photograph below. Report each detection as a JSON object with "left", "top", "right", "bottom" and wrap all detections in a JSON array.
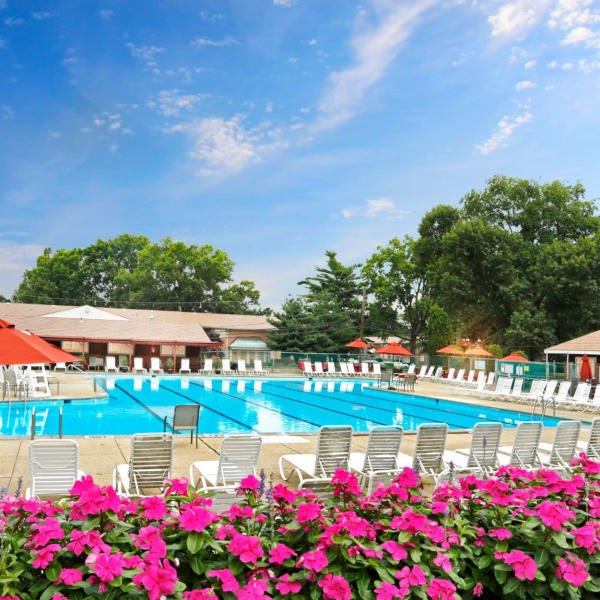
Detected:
[
  {"left": 208, "top": 569, "right": 240, "bottom": 592},
  {"left": 29, "top": 517, "right": 65, "bottom": 548},
  {"left": 396, "top": 565, "right": 426, "bottom": 587},
  {"left": 163, "top": 477, "right": 189, "bottom": 497},
  {"left": 227, "top": 534, "right": 264, "bottom": 565},
  {"left": 133, "top": 525, "right": 167, "bottom": 560},
  {"left": 237, "top": 578, "right": 270, "bottom": 600},
  {"left": 556, "top": 552, "right": 590, "bottom": 587},
  {"left": 93, "top": 552, "right": 124, "bottom": 582},
  {"left": 433, "top": 552, "right": 452, "bottom": 573},
  {"left": 297, "top": 549, "right": 329, "bottom": 572},
  {"left": 572, "top": 523, "right": 600, "bottom": 553},
  {"left": 182, "top": 590, "right": 217, "bottom": 600},
  {"left": 375, "top": 582, "right": 406, "bottom": 600},
  {"left": 239, "top": 475, "right": 261, "bottom": 491},
  {"left": 58, "top": 568, "right": 83, "bottom": 585},
  {"left": 66, "top": 530, "right": 110, "bottom": 557},
  {"left": 535, "top": 501, "right": 576, "bottom": 531},
  {"left": 330, "top": 469, "right": 362, "bottom": 498},
  {"left": 140, "top": 496, "right": 168, "bottom": 521},
  {"left": 269, "top": 543, "right": 297, "bottom": 565},
  {"left": 381, "top": 540, "right": 408, "bottom": 561},
  {"left": 178, "top": 505, "right": 220, "bottom": 532},
  {"left": 498, "top": 550, "right": 537, "bottom": 581},
  {"left": 276, "top": 574, "right": 301, "bottom": 595},
  {"left": 473, "top": 582, "right": 483, "bottom": 597},
  {"left": 426, "top": 578, "right": 457, "bottom": 600},
  {"left": 296, "top": 502, "right": 322, "bottom": 524},
  {"left": 32, "top": 544, "right": 61, "bottom": 569},
  {"left": 133, "top": 559, "right": 178, "bottom": 600},
  {"left": 318, "top": 573, "right": 352, "bottom": 600},
  {"left": 489, "top": 528, "right": 512, "bottom": 540}
]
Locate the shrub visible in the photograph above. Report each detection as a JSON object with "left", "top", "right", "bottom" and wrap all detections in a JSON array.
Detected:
[{"left": 0, "top": 458, "right": 599, "bottom": 600}]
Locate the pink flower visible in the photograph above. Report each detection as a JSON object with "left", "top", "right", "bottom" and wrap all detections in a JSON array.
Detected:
[
  {"left": 179, "top": 505, "right": 220, "bottom": 532},
  {"left": 93, "top": 553, "right": 124, "bottom": 582},
  {"left": 52, "top": 594, "right": 68, "bottom": 600},
  {"left": 394, "top": 467, "right": 421, "bottom": 489},
  {"left": 208, "top": 569, "right": 240, "bottom": 593},
  {"left": 276, "top": 574, "right": 302, "bottom": 595},
  {"left": 239, "top": 475, "right": 261, "bottom": 490},
  {"left": 296, "top": 502, "right": 322, "bottom": 524},
  {"left": 330, "top": 469, "right": 361, "bottom": 497},
  {"left": 269, "top": 543, "right": 297, "bottom": 565},
  {"left": 164, "top": 477, "right": 189, "bottom": 496},
  {"left": 238, "top": 578, "right": 270, "bottom": 600},
  {"left": 572, "top": 523, "right": 600, "bottom": 553},
  {"left": 381, "top": 540, "right": 408, "bottom": 561},
  {"left": 66, "top": 530, "right": 110, "bottom": 556},
  {"left": 133, "top": 525, "right": 167, "bottom": 560},
  {"left": 30, "top": 517, "right": 65, "bottom": 548},
  {"left": 433, "top": 552, "right": 452, "bottom": 573},
  {"left": 375, "top": 582, "right": 406, "bottom": 600},
  {"left": 426, "top": 578, "right": 456, "bottom": 600},
  {"left": 58, "top": 569, "right": 83, "bottom": 585},
  {"left": 140, "top": 496, "right": 168, "bottom": 521},
  {"left": 227, "top": 534, "right": 264, "bottom": 565},
  {"left": 501, "top": 550, "right": 537, "bottom": 581},
  {"left": 297, "top": 549, "right": 329, "bottom": 572},
  {"left": 536, "top": 501, "right": 575, "bottom": 531},
  {"left": 133, "top": 559, "right": 177, "bottom": 600},
  {"left": 319, "top": 574, "right": 352, "bottom": 600},
  {"left": 489, "top": 528, "right": 512, "bottom": 540},
  {"left": 473, "top": 583, "right": 483, "bottom": 597},
  {"left": 556, "top": 553, "right": 590, "bottom": 587},
  {"left": 32, "top": 544, "right": 61, "bottom": 569},
  {"left": 396, "top": 565, "right": 426, "bottom": 587},
  {"left": 182, "top": 590, "right": 217, "bottom": 600}
]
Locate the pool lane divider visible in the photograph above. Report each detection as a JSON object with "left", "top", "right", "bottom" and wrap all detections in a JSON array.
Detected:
[
  {"left": 114, "top": 382, "right": 165, "bottom": 426},
  {"left": 264, "top": 381, "right": 468, "bottom": 429},
  {"left": 157, "top": 383, "right": 256, "bottom": 432},
  {"left": 186, "top": 381, "right": 322, "bottom": 430}
]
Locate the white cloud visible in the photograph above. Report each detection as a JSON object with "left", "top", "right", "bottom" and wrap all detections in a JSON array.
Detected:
[
  {"left": 266, "top": 101, "right": 273, "bottom": 113},
  {"left": 476, "top": 110, "right": 533, "bottom": 155},
  {"left": 515, "top": 79, "right": 536, "bottom": 89},
  {"left": 300, "top": 107, "right": 310, "bottom": 113},
  {"left": 288, "top": 57, "right": 298, "bottom": 63},
  {"left": 165, "top": 115, "right": 281, "bottom": 177},
  {"left": 126, "top": 43, "right": 165, "bottom": 62},
  {"left": 1, "top": 104, "right": 14, "bottom": 119},
  {"left": 524, "top": 59, "right": 537, "bottom": 68},
  {"left": 548, "top": 0, "right": 600, "bottom": 30},
  {"left": 314, "top": 0, "right": 435, "bottom": 132},
  {"left": 32, "top": 11, "right": 52, "bottom": 20},
  {"left": 4, "top": 17, "right": 24, "bottom": 26},
  {"left": 109, "top": 144, "right": 118, "bottom": 153},
  {"left": 153, "top": 89, "right": 208, "bottom": 117},
  {"left": 308, "top": 39, "right": 318, "bottom": 45},
  {"left": 342, "top": 197, "right": 409, "bottom": 220},
  {"left": 98, "top": 9, "right": 114, "bottom": 18},
  {"left": 488, "top": 0, "right": 552, "bottom": 38},
  {"left": 109, "top": 121, "right": 121, "bottom": 130},
  {"left": 191, "top": 36, "right": 238, "bottom": 47},
  {"left": 93, "top": 117, "right": 105, "bottom": 127},
  {"left": 274, "top": 0, "right": 293, "bottom": 6},
  {"left": 547, "top": 59, "right": 559, "bottom": 67},
  {"left": 561, "top": 25, "right": 596, "bottom": 44}
]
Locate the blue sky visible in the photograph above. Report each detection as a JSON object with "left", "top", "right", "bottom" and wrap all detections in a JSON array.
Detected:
[{"left": 1, "top": 0, "right": 599, "bottom": 307}]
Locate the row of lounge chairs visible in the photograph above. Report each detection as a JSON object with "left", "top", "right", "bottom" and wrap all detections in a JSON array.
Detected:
[
  {"left": 96, "top": 357, "right": 269, "bottom": 376},
  {"left": 302, "top": 361, "right": 382, "bottom": 377}
]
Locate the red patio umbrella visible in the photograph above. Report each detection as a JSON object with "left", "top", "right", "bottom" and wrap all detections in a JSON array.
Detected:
[
  {"left": 0, "top": 319, "right": 81, "bottom": 366},
  {"left": 464, "top": 346, "right": 494, "bottom": 358},
  {"left": 375, "top": 342, "right": 414, "bottom": 356},
  {"left": 580, "top": 354, "right": 592, "bottom": 381},
  {"left": 501, "top": 352, "right": 528, "bottom": 362},
  {"left": 345, "top": 338, "right": 370, "bottom": 349},
  {"left": 436, "top": 345, "right": 464, "bottom": 356}
]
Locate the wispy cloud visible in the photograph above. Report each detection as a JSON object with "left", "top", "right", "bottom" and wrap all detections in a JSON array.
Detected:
[
  {"left": 341, "top": 198, "right": 409, "bottom": 220},
  {"left": 313, "top": 0, "right": 435, "bottom": 132},
  {"left": 126, "top": 43, "right": 165, "bottom": 63},
  {"left": 191, "top": 36, "right": 238, "bottom": 47},
  {"left": 150, "top": 89, "right": 209, "bottom": 117},
  {"left": 0, "top": 241, "right": 44, "bottom": 297},
  {"left": 274, "top": 0, "right": 293, "bottom": 6},
  {"left": 476, "top": 109, "right": 533, "bottom": 155},
  {"left": 488, "top": 0, "right": 552, "bottom": 38},
  {"left": 4, "top": 16, "right": 25, "bottom": 26},
  {"left": 32, "top": 11, "right": 52, "bottom": 20},
  {"left": 1, "top": 104, "right": 14, "bottom": 119},
  {"left": 98, "top": 9, "right": 114, "bottom": 19},
  {"left": 524, "top": 59, "right": 537, "bottom": 68},
  {"left": 515, "top": 79, "right": 535, "bottom": 90}
]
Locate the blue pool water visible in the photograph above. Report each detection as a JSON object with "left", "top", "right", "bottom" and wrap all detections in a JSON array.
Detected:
[{"left": 0, "top": 376, "right": 572, "bottom": 436}]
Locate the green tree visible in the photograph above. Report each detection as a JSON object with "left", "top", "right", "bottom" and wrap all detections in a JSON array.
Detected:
[
  {"left": 423, "top": 304, "right": 454, "bottom": 356},
  {"left": 362, "top": 237, "right": 430, "bottom": 354},
  {"left": 487, "top": 344, "right": 503, "bottom": 359},
  {"left": 0, "top": 294, "right": 9, "bottom": 303}
]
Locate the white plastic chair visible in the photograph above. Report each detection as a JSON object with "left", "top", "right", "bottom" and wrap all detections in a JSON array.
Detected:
[
  {"left": 497, "top": 422, "right": 542, "bottom": 469},
  {"left": 254, "top": 359, "right": 267, "bottom": 375},
  {"left": 132, "top": 357, "right": 147, "bottom": 373},
  {"left": 149, "top": 357, "right": 163, "bottom": 374},
  {"left": 444, "top": 422, "right": 503, "bottom": 477},
  {"left": 105, "top": 356, "right": 118, "bottom": 374},
  {"left": 179, "top": 358, "right": 191, "bottom": 374},
  {"left": 190, "top": 434, "right": 262, "bottom": 488},
  {"left": 396, "top": 423, "right": 448, "bottom": 479},
  {"left": 221, "top": 359, "right": 233, "bottom": 374},
  {"left": 26, "top": 439, "right": 84, "bottom": 499},
  {"left": 54, "top": 362, "right": 67, "bottom": 372},
  {"left": 200, "top": 359, "right": 213, "bottom": 374},
  {"left": 302, "top": 361, "right": 313, "bottom": 376},
  {"left": 237, "top": 359, "right": 247, "bottom": 374},
  {"left": 279, "top": 425, "right": 353, "bottom": 486},
  {"left": 538, "top": 421, "right": 582, "bottom": 472},
  {"left": 326, "top": 361, "right": 337, "bottom": 376},
  {"left": 314, "top": 362, "right": 325, "bottom": 376},
  {"left": 360, "top": 362, "right": 370, "bottom": 377}
]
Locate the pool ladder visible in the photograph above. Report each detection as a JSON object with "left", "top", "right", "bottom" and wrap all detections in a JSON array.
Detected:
[
  {"left": 531, "top": 395, "right": 556, "bottom": 421},
  {"left": 30, "top": 406, "right": 63, "bottom": 440}
]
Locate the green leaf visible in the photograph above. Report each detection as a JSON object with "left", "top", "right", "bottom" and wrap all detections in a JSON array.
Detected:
[
  {"left": 45, "top": 562, "right": 62, "bottom": 583},
  {"left": 410, "top": 548, "right": 422, "bottom": 563},
  {"left": 504, "top": 578, "right": 520, "bottom": 595},
  {"left": 534, "top": 549, "right": 549, "bottom": 568},
  {"left": 552, "top": 531, "right": 569, "bottom": 549},
  {"left": 478, "top": 555, "right": 492, "bottom": 570},
  {"left": 40, "top": 585, "right": 60, "bottom": 600},
  {"left": 186, "top": 531, "right": 203, "bottom": 554}
]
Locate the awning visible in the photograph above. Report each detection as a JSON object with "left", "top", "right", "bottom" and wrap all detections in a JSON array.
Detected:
[{"left": 228, "top": 337, "right": 270, "bottom": 350}]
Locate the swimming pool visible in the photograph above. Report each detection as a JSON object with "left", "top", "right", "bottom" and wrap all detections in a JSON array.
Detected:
[{"left": 0, "top": 376, "right": 572, "bottom": 437}]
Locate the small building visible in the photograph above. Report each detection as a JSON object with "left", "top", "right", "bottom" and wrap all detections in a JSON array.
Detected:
[
  {"left": 0, "top": 302, "right": 274, "bottom": 371},
  {"left": 545, "top": 331, "right": 600, "bottom": 380}
]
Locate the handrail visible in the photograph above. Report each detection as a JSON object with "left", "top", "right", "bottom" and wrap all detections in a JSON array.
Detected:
[
  {"left": 31, "top": 407, "right": 36, "bottom": 440},
  {"left": 59, "top": 406, "right": 63, "bottom": 439}
]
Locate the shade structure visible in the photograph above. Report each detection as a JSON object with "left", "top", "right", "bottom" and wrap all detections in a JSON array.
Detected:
[
  {"left": 345, "top": 338, "right": 370, "bottom": 349},
  {"left": 580, "top": 354, "right": 593, "bottom": 380},
  {"left": 0, "top": 319, "right": 81, "bottom": 366},
  {"left": 436, "top": 345, "right": 464, "bottom": 356},
  {"left": 464, "top": 346, "right": 494, "bottom": 358},
  {"left": 501, "top": 352, "right": 528, "bottom": 362},
  {"left": 375, "top": 342, "right": 414, "bottom": 356}
]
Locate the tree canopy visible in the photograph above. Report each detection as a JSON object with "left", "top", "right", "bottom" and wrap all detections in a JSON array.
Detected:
[{"left": 13, "top": 234, "right": 262, "bottom": 313}]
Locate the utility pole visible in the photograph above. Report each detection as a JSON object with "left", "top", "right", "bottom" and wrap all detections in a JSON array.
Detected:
[{"left": 360, "top": 286, "right": 366, "bottom": 340}]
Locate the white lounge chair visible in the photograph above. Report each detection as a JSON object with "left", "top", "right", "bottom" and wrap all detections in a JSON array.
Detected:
[
  {"left": 416, "top": 365, "right": 427, "bottom": 378},
  {"left": 443, "top": 368, "right": 455, "bottom": 383},
  {"left": 396, "top": 423, "right": 448, "bottom": 479},
  {"left": 407, "top": 364, "right": 416, "bottom": 375},
  {"left": 254, "top": 359, "right": 267, "bottom": 375},
  {"left": 423, "top": 365, "right": 436, "bottom": 378},
  {"left": 149, "top": 357, "right": 163, "bottom": 374},
  {"left": 504, "top": 378, "right": 524, "bottom": 402},
  {"left": 346, "top": 362, "right": 358, "bottom": 376},
  {"left": 483, "top": 376, "right": 513, "bottom": 400},
  {"left": 237, "top": 359, "right": 248, "bottom": 375},
  {"left": 221, "top": 359, "right": 234, "bottom": 375},
  {"left": 444, "top": 422, "right": 503, "bottom": 477},
  {"left": 538, "top": 420, "right": 582, "bottom": 472},
  {"left": 570, "top": 383, "right": 593, "bottom": 411},
  {"left": 556, "top": 382, "right": 588, "bottom": 409},
  {"left": 132, "top": 357, "right": 147, "bottom": 373},
  {"left": 54, "top": 362, "right": 67, "bottom": 372},
  {"left": 349, "top": 426, "right": 403, "bottom": 493},
  {"left": 326, "top": 361, "right": 337, "bottom": 377},
  {"left": 584, "top": 417, "right": 600, "bottom": 459},
  {"left": 26, "top": 439, "right": 84, "bottom": 499},
  {"left": 113, "top": 433, "right": 173, "bottom": 497},
  {"left": 430, "top": 366, "right": 444, "bottom": 381},
  {"left": 105, "top": 356, "right": 119, "bottom": 374},
  {"left": 372, "top": 363, "right": 382, "bottom": 378},
  {"left": 582, "top": 385, "right": 600, "bottom": 412},
  {"left": 199, "top": 359, "right": 213, "bottom": 374},
  {"left": 164, "top": 404, "right": 201, "bottom": 446},
  {"left": 360, "top": 362, "right": 370, "bottom": 377},
  {"left": 450, "top": 368, "right": 465, "bottom": 385},
  {"left": 466, "top": 375, "right": 487, "bottom": 397},
  {"left": 279, "top": 425, "right": 353, "bottom": 486},
  {"left": 190, "top": 434, "right": 262, "bottom": 489},
  {"left": 458, "top": 370, "right": 476, "bottom": 386},
  {"left": 519, "top": 379, "right": 547, "bottom": 404},
  {"left": 302, "top": 361, "right": 313, "bottom": 376},
  {"left": 179, "top": 358, "right": 191, "bottom": 374},
  {"left": 485, "top": 372, "right": 495, "bottom": 387},
  {"left": 497, "top": 422, "right": 542, "bottom": 469},
  {"left": 314, "top": 362, "right": 325, "bottom": 376},
  {"left": 551, "top": 381, "right": 571, "bottom": 405}
]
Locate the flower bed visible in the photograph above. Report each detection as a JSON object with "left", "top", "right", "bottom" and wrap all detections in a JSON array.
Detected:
[{"left": 1, "top": 456, "right": 600, "bottom": 600}]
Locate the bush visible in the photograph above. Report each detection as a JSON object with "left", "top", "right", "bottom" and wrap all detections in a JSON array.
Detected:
[
  {"left": 487, "top": 344, "right": 503, "bottom": 359},
  {"left": 1, "top": 458, "right": 599, "bottom": 600}
]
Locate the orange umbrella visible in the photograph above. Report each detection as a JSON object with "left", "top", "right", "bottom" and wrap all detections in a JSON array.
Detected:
[
  {"left": 375, "top": 342, "right": 414, "bottom": 356},
  {"left": 501, "top": 353, "right": 528, "bottom": 362},
  {"left": 0, "top": 319, "right": 81, "bottom": 366},
  {"left": 464, "top": 346, "right": 494, "bottom": 358},
  {"left": 345, "top": 338, "right": 370, "bottom": 349},
  {"left": 580, "top": 354, "right": 592, "bottom": 381},
  {"left": 437, "top": 345, "right": 464, "bottom": 356}
]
